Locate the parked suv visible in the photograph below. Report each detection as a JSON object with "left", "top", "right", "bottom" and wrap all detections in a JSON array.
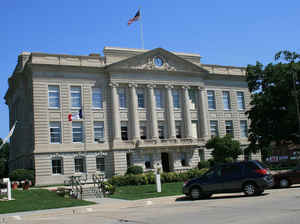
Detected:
[{"left": 183, "top": 160, "right": 273, "bottom": 199}]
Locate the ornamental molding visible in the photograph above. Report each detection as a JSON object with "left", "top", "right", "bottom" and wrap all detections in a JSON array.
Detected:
[{"left": 131, "top": 56, "right": 176, "bottom": 72}]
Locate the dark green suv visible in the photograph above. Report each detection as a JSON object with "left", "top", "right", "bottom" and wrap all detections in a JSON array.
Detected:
[{"left": 183, "top": 160, "right": 273, "bottom": 200}]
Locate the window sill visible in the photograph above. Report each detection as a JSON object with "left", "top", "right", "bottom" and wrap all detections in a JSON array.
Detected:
[{"left": 48, "top": 107, "right": 60, "bottom": 110}]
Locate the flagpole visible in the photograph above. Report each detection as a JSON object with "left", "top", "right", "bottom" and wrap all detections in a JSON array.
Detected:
[{"left": 140, "top": 8, "right": 144, "bottom": 49}]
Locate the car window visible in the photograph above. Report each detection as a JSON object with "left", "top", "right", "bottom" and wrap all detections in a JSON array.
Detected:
[
  {"left": 205, "top": 167, "right": 221, "bottom": 178},
  {"left": 221, "top": 164, "right": 242, "bottom": 178}
]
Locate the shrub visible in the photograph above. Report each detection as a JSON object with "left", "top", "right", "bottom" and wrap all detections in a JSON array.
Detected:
[
  {"left": 126, "top": 166, "right": 143, "bottom": 175},
  {"left": 103, "top": 182, "right": 115, "bottom": 195},
  {"left": 224, "top": 157, "right": 234, "bottom": 163},
  {"left": 108, "top": 168, "right": 209, "bottom": 187},
  {"left": 144, "top": 172, "right": 155, "bottom": 184},
  {"left": 198, "top": 161, "right": 210, "bottom": 169},
  {"left": 9, "top": 169, "right": 35, "bottom": 185}
]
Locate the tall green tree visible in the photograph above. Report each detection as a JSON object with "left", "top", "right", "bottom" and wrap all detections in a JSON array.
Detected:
[
  {"left": 205, "top": 135, "right": 242, "bottom": 163},
  {"left": 0, "top": 138, "right": 9, "bottom": 178},
  {"left": 246, "top": 51, "right": 300, "bottom": 159}
]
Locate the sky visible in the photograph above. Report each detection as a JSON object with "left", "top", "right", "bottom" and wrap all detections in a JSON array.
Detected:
[{"left": 0, "top": 0, "right": 300, "bottom": 139}]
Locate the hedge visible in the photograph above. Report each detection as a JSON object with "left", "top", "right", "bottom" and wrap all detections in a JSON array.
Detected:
[
  {"left": 9, "top": 169, "right": 35, "bottom": 185},
  {"left": 108, "top": 168, "right": 208, "bottom": 187}
]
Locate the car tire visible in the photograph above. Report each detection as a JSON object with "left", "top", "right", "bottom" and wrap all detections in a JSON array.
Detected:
[
  {"left": 190, "top": 187, "right": 202, "bottom": 200},
  {"left": 243, "top": 182, "right": 258, "bottom": 196},
  {"left": 279, "top": 179, "right": 290, "bottom": 188}
]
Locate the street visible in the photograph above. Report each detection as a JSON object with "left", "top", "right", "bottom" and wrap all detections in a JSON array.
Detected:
[{"left": 1, "top": 186, "right": 300, "bottom": 224}]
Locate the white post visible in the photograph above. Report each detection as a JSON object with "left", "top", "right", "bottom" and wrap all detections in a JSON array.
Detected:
[
  {"left": 3, "top": 178, "right": 11, "bottom": 200},
  {"left": 155, "top": 163, "right": 161, "bottom": 193}
]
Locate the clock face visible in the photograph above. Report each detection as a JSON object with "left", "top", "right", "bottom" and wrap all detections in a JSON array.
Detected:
[{"left": 154, "top": 56, "right": 163, "bottom": 67}]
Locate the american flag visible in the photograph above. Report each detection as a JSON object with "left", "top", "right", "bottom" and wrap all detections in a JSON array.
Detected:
[{"left": 128, "top": 9, "right": 140, "bottom": 26}]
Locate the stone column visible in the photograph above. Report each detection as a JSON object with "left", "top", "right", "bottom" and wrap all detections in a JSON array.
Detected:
[
  {"left": 147, "top": 84, "right": 158, "bottom": 139},
  {"left": 198, "top": 87, "right": 209, "bottom": 138},
  {"left": 129, "top": 83, "right": 140, "bottom": 140},
  {"left": 109, "top": 82, "right": 121, "bottom": 140},
  {"left": 166, "top": 85, "right": 176, "bottom": 139},
  {"left": 182, "top": 86, "right": 193, "bottom": 138}
]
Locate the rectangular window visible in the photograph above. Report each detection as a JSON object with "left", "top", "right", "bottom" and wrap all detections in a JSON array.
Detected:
[
  {"left": 96, "top": 157, "right": 105, "bottom": 172},
  {"left": 237, "top": 92, "right": 245, "bottom": 110},
  {"left": 176, "top": 121, "right": 182, "bottom": 138},
  {"left": 72, "top": 122, "right": 83, "bottom": 143},
  {"left": 71, "top": 86, "right": 81, "bottom": 108},
  {"left": 181, "top": 152, "right": 189, "bottom": 167},
  {"left": 94, "top": 121, "right": 104, "bottom": 142},
  {"left": 240, "top": 120, "right": 248, "bottom": 138},
  {"left": 192, "top": 120, "right": 198, "bottom": 138},
  {"left": 155, "top": 89, "right": 164, "bottom": 109},
  {"left": 48, "top": 85, "right": 60, "bottom": 108},
  {"left": 137, "top": 88, "right": 145, "bottom": 108},
  {"left": 207, "top": 90, "right": 216, "bottom": 110},
  {"left": 225, "top": 120, "right": 234, "bottom": 137},
  {"left": 50, "top": 122, "right": 61, "bottom": 143},
  {"left": 140, "top": 121, "right": 147, "bottom": 140},
  {"left": 222, "top": 91, "right": 231, "bottom": 110},
  {"left": 126, "top": 153, "right": 132, "bottom": 168},
  {"left": 118, "top": 88, "right": 127, "bottom": 108},
  {"left": 158, "top": 123, "right": 165, "bottom": 139},
  {"left": 172, "top": 89, "right": 180, "bottom": 109},
  {"left": 210, "top": 120, "right": 219, "bottom": 137},
  {"left": 92, "top": 88, "right": 103, "bottom": 108},
  {"left": 188, "top": 89, "right": 197, "bottom": 109},
  {"left": 121, "top": 121, "right": 128, "bottom": 140},
  {"left": 52, "top": 158, "right": 63, "bottom": 174},
  {"left": 74, "top": 157, "right": 85, "bottom": 173},
  {"left": 144, "top": 154, "right": 153, "bottom": 169}
]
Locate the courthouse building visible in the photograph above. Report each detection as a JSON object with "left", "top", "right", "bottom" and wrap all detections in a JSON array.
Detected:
[{"left": 5, "top": 47, "right": 257, "bottom": 185}]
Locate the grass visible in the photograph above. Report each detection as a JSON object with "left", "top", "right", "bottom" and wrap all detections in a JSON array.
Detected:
[
  {"left": 0, "top": 189, "right": 95, "bottom": 214},
  {"left": 108, "top": 182, "right": 184, "bottom": 200}
]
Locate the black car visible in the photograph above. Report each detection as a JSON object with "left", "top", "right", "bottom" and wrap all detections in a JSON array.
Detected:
[{"left": 183, "top": 160, "right": 273, "bottom": 200}]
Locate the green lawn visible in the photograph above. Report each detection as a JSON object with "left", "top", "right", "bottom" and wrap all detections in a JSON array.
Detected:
[
  {"left": 108, "top": 182, "right": 184, "bottom": 200},
  {"left": 0, "top": 189, "right": 95, "bottom": 214}
]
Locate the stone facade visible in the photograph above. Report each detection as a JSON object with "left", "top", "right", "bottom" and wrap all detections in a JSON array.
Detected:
[{"left": 5, "top": 47, "right": 259, "bottom": 186}]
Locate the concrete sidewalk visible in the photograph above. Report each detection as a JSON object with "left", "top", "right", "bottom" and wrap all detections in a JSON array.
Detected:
[{"left": 0, "top": 194, "right": 185, "bottom": 222}]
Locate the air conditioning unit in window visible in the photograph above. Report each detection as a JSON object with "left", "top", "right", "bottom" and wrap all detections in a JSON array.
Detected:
[{"left": 96, "top": 139, "right": 105, "bottom": 143}]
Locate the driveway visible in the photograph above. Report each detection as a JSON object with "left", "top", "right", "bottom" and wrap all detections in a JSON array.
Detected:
[{"left": 1, "top": 186, "right": 300, "bottom": 224}]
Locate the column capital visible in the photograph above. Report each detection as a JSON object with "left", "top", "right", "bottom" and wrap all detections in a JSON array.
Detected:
[
  {"left": 147, "top": 84, "right": 156, "bottom": 89},
  {"left": 197, "top": 86, "right": 206, "bottom": 91},
  {"left": 109, "top": 82, "right": 119, "bottom": 88},
  {"left": 165, "top": 84, "right": 174, "bottom": 89},
  {"left": 181, "top": 85, "right": 190, "bottom": 90},
  {"left": 128, "top": 83, "right": 138, "bottom": 88}
]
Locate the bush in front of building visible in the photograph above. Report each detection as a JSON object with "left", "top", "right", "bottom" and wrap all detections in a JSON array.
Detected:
[
  {"left": 198, "top": 160, "right": 210, "bottom": 169},
  {"left": 9, "top": 169, "right": 35, "bottom": 186},
  {"left": 108, "top": 168, "right": 209, "bottom": 186},
  {"left": 126, "top": 166, "right": 144, "bottom": 175}
]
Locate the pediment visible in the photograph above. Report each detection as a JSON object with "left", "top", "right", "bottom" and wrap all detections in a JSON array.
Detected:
[{"left": 106, "top": 48, "right": 208, "bottom": 74}]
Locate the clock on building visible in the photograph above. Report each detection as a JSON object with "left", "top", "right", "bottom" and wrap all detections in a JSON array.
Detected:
[{"left": 154, "top": 56, "right": 164, "bottom": 67}]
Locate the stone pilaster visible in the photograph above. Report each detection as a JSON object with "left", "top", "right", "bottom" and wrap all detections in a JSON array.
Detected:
[
  {"left": 166, "top": 85, "right": 176, "bottom": 139},
  {"left": 198, "top": 87, "right": 209, "bottom": 139},
  {"left": 129, "top": 83, "right": 140, "bottom": 140},
  {"left": 182, "top": 86, "right": 193, "bottom": 138},
  {"left": 147, "top": 84, "right": 158, "bottom": 139},
  {"left": 109, "top": 82, "right": 121, "bottom": 140}
]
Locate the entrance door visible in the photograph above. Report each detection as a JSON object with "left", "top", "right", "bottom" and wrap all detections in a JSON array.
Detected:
[{"left": 161, "top": 152, "right": 170, "bottom": 172}]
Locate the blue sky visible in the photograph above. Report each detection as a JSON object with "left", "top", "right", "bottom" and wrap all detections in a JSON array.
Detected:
[{"left": 0, "top": 0, "right": 300, "bottom": 139}]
